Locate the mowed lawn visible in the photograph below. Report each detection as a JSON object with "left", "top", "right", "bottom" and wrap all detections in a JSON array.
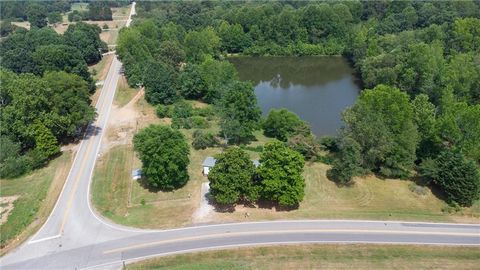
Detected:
[
  {"left": 128, "top": 244, "right": 480, "bottom": 270},
  {"left": 0, "top": 151, "right": 73, "bottom": 254}
]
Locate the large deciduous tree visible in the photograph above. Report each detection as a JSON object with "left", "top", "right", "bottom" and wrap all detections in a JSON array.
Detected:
[
  {"left": 208, "top": 147, "right": 259, "bottom": 205},
  {"left": 217, "top": 81, "right": 261, "bottom": 144},
  {"left": 263, "top": 108, "right": 310, "bottom": 142},
  {"left": 342, "top": 84, "right": 418, "bottom": 178},
  {"left": 133, "top": 125, "right": 190, "bottom": 190},
  {"left": 144, "top": 61, "right": 179, "bottom": 105},
  {"left": 258, "top": 141, "right": 305, "bottom": 208}
]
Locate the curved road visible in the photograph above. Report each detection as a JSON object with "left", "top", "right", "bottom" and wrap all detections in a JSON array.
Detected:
[{"left": 1, "top": 3, "right": 479, "bottom": 269}]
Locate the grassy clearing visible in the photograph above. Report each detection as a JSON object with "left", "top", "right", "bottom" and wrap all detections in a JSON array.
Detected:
[
  {"left": 128, "top": 244, "right": 480, "bottom": 270},
  {"left": 71, "top": 3, "right": 89, "bottom": 12},
  {"left": 114, "top": 76, "right": 137, "bottom": 107},
  {"left": 0, "top": 151, "right": 73, "bottom": 255}
]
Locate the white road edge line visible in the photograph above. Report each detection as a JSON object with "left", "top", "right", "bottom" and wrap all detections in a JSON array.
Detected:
[
  {"left": 80, "top": 240, "right": 480, "bottom": 270},
  {"left": 27, "top": 234, "right": 61, "bottom": 244}
]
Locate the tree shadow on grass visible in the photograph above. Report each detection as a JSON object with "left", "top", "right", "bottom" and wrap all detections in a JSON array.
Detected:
[{"left": 136, "top": 177, "right": 187, "bottom": 193}]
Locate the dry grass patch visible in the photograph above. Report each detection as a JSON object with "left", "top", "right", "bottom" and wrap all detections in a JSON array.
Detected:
[
  {"left": 128, "top": 244, "right": 480, "bottom": 270},
  {"left": 114, "top": 76, "right": 137, "bottom": 107}
]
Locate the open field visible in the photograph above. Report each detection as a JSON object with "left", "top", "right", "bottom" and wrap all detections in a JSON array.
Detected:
[
  {"left": 128, "top": 244, "right": 480, "bottom": 270},
  {"left": 91, "top": 91, "right": 480, "bottom": 229},
  {"left": 0, "top": 151, "right": 73, "bottom": 255}
]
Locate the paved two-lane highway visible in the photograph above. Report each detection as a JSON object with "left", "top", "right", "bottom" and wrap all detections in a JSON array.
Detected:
[{"left": 1, "top": 2, "right": 478, "bottom": 269}]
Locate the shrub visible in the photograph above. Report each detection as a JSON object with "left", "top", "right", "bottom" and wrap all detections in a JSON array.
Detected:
[
  {"left": 156, "top": 104, "right": 173, "bottom": 118},
  {"left": 193, "top": 106, "right": 215, "bottom": 117},
  {"left": 287, "top": 134, "right": 322, "bottom": 160},
  {"left": 171, "top": 117, "right": 192, "bottom": 129},
  {"left": 190, "top": 116, "right": 208, "bottom": 129},
  {"left": 319, "top": 136, "right": 339, "bottom": 152},
  {"left": 172, "top": 100, "right": 193, "bottom": 119},
  {"left": 192, "top": 130, "right": 217, "bottom": 150}
]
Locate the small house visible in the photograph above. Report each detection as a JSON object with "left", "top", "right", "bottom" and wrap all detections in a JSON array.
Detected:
[
  {"left": 131, "top": 169, "right": 142, "bottom": 180},
  {"left": 202, "top": 157, "right": 260, "bottom": 176},
  {"left": 202, "top": 157, "right": 217, "bottom": 176}
]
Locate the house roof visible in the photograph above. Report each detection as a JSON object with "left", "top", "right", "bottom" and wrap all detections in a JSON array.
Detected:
[
  {"left": 131, "top": 169, "right": 142, "bottom": 177},
  {"left": 202, "top": 157, "right": 261, "bottom": 168},
  {"left": 202, "top": 157, "right": 217, "bottom": 167}
]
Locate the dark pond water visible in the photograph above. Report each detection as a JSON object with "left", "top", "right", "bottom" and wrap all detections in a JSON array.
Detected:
[{"left": 228, "top": 56, "right": 360, "bottom": 136}]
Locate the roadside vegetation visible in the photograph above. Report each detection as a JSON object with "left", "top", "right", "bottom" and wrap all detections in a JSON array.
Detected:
[
  {"left": 0, "top": 151, "right": 72, "bottom": 254},
  {"left": 128, "top": 244, "right": 480, "bottom": 270}
]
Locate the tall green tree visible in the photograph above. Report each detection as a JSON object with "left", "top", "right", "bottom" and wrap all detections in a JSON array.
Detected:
[
  {"left": 144, "top": 61, "right": 179, "bottom": 105},
  {"left": 327, "top": 136, "right": 363, "bottom": 185},
  {"left": 184, "top": 27, "right": 220, "bottom": 62},
  {"left": 31, "top": 121, "right": 60, "bottom": 158},
  {"left": 217, "top": 81, "right": 261, "bottom": 144},
  {"left": 258, "top": 141, "right": 305, "bottom": 208},
  {"left": 421, "top": 149, "right": 480, "bottom": 207},
  {"left": 342, "top": 85, "right": 419, "bottom": 178},
  {"left": 179, "top": 64, "right": 208, "bottom": 100},
  {"left": 263, "top": 109, "right": 310, "bottom": 142},
  {"left": 133, "top": 125, "right": 190, "bottom": 190},
  {"left": 27, "top": 4, "right": 47, "bottom": 28},
  {"left": 208, "top": 147, "right": 259, "bottom": 205}
]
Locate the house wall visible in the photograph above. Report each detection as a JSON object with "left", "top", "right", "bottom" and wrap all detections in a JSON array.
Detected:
[{"left": 203, "top": 166, "right": 210, "bottom": 175}]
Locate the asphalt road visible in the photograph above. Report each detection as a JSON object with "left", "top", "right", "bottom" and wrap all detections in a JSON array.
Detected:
[{"left": 1, "top": 2, "right": 479, "bottom": 270}]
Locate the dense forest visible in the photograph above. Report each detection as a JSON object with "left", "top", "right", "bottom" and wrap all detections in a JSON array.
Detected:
[
  {"left": 0, "top": 19, "right": 106, "bottom": 177},
  {"left": 118, "top": 0, "right": 480, "bottom": 208}
]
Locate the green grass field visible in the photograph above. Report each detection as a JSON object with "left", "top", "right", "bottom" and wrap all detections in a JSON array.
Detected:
[
  {"left": 0, "top": 151, "right": 72, "bottom": 253},
  {"left": 127, "top": 244, "right": 480, "bottom": 270}
]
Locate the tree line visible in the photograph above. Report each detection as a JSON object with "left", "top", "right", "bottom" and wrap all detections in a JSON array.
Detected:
[
  {"left": 121, "top": 0, "right": 479, "bottom": 208},
  {"left": 0, "top": 22, "right": 106, "bottom": 178},
  {"left": 1, "top": 23, "right": 107, "bottom": 90}
]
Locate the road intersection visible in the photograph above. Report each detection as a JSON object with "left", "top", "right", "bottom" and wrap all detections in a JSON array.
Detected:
[{"left": 1, "top": 2, "right": 479, "bottom": 269}]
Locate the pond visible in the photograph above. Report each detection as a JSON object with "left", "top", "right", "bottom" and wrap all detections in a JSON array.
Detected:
[{"left": 228, "top": 56, "right": 361, "bottom": 137}]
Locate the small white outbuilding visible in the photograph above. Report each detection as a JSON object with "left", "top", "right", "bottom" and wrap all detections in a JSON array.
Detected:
[
  {"left": 202, "top": 157, "right": 217, "bottom": 176},
  {"left": 202, "top": 156, "right": 260, "bottom": 176},
  {"left": 131, "top": 169, "right": 142, "bottom": 180}
]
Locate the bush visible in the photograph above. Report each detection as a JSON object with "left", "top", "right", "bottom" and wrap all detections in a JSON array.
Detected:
[
  {"left": 102, "top": 23, "right": 109, "bottom": 30},
  {"left": 172, "top": 100, "right": 193, "bottom": 119},
  {"left": 319, "top": 136, "right": 339, "bottom": 152},
  {"left": 156, "top": 104, "right": 173, "bottom": 118},
  {"left": 0, "top": 156, "right": 30, "bottom": 179},
  {"left": 193, "top": 106, "right": 215, "bottom": 118},
  {"left": 192, "top": 130, "right": 217, "bottom": 150},
  {"left": 190, "top": 116, "right": 209, "bottom": 129},
  {"left": 172, "top": 117, "right": 192, "bottom": 129},
  {"left": 287, "top": 134, "right": 322, "bottom": 160},
  {"left": 408, "top": 182, "right": 428, "bottom": 196}
]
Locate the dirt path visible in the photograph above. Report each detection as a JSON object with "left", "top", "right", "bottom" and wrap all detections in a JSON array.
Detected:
[
  {"left": 0, "top": 196, "right": 20, "bottom": 226},
  {"left": 101, "top": 89, "right": 144, "bottom": 153}
]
